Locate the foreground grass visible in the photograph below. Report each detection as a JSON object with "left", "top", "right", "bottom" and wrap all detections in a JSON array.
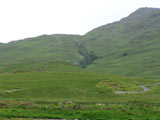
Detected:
[
  {"left": 0, "top": 101, "right": 160, "bottom": 119},
  {"left": 0, "top": 70, "right": 159, "bottom": 119}
]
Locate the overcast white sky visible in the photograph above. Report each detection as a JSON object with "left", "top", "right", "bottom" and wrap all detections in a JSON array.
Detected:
[{"left": 0, "top": 0, "right": 160, "bottom": 43}]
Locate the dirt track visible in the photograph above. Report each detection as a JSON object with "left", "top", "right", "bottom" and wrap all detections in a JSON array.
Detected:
[{"left": 115, "top": 82, "right": 160, "bottom": 94}]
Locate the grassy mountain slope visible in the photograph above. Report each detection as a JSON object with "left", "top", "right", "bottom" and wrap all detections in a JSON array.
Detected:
[
  {"left": 1, "top": 8, "right": 160, "bottom": 119},
  {"left": 1, "top": 7, "right": 160, "bottom": 78},
  {"left": 83, "top": 7, "right": 160, "bottom": 78},
  {"left": 0, "top": 61, "right": 82, "bottom": 73},
  {"left": 0, "top": 34, "right": 82, "bottom": 65}
]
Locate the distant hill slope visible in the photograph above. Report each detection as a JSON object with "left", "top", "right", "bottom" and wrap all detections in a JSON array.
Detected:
[
  {"left": 0, "top": 61, "right": 82, "bottom": 73},
  {"left": 1, "top": 7, "right": 160, "bottom": 78},
  {"left": 0, "top": 34, "right": 82, "bottom": 65}
]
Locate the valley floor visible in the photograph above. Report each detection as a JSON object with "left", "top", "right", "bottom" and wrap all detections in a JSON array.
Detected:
[{"left": 0, "top": 71, "right": 159, "bottom": 119}]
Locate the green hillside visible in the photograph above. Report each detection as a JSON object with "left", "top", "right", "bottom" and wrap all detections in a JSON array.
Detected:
[
  {"left": 1, "top": 7, "right": 160, "bottom": 78},
  {"left": 0, "top": 34, "right": 82, "bottom": 65},
  {"left": 84, "top": 7, "right": 160, "bottom": 78},
  {"left": 1, "top": 7, "right": 160, "bottom": 119},
  {"left": 0, "top": 61, "right": 82, "bottom": 73}
]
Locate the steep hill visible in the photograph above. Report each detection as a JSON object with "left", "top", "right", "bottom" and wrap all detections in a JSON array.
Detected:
[
  {"left": 1, "top": 7, "right": 160, "bottom": 78},
  {"left": 83, "top": 7, "right": 160, "bottom": 78}
]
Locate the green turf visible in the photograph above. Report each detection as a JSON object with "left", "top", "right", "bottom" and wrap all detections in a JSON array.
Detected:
[
  {"left": 0, "top": 69, "right": 159, "bottom": 119},
  {"left": 0, "top": 70, "right": 159, "bottom": 102}
]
